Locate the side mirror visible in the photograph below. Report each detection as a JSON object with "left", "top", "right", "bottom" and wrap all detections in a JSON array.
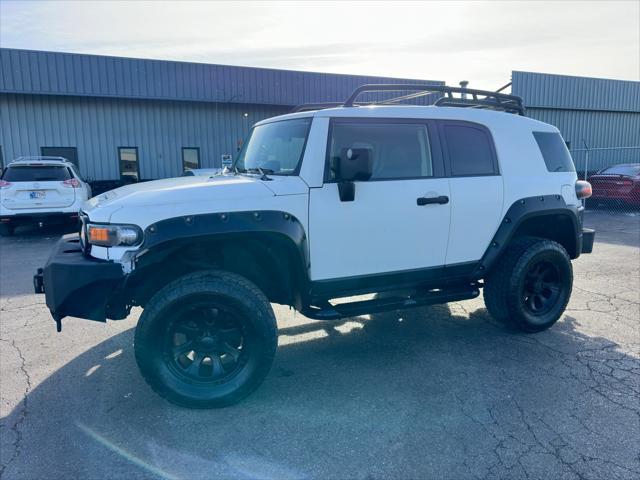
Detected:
[
  {"left": 335, "top": 148, "right": 372, "bottom": 202},
  {"left": 337, "top": 148, "right": 373, "bottom": 182}
]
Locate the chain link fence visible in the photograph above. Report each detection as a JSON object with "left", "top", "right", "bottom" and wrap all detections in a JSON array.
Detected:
[
  {"left": 570, "top": 146, "right": 640, "bottom": 180},
  {"left": 569, "top": 147, "right": 640, "bottom": 231},
  {"left": 570, "top": 145, "right": 640, "bottom": 204}
]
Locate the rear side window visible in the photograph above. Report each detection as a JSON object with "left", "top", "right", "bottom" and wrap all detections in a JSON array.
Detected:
[
  {"left": 441, "top": 122, "right": 497, "bottom": 176},
  {"left": 1, "top": 165, "right": 71, "bottom": 182},
  {"left": 533, "top": 132, "right": 576, "bottom": 173}
]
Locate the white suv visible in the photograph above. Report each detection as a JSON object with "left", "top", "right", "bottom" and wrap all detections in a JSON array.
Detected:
[
  {"left": 0, "top": 156, "right": 91, "bottom": 235},
  {"left": 34, "top": 85, "right": 594, "bottom": 408}
]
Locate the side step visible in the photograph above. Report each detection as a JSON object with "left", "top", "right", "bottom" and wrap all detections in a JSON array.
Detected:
[{"left": 303, "top": 283, "right": 480, "bottom": 320}]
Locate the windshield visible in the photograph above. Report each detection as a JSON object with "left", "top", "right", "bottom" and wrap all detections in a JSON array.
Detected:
[
  {"left": 2, "top": 165, "right": 72, "bottom": 181},
  {"left": 234, "top": 117, "right": 312, "bottom": 175},
  {"left": 599, "top": 165, "right": 640, "bottom": 176}
]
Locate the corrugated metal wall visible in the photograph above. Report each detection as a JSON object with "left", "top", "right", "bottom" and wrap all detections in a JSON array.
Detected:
[
  {"left": 0, "top": 93, "right": 288, "bottom": 180},
  {"left": 0, "top": 48, "right": 446, "bottom": 178},
  {"left": 512, "top": 71, "right": 640, "bottom": 171},
  {"left": 512, "top": 70, "right": 639, "bottom": 112},
  {"left": 0, "top": 48, "right": 443, "bottom": 106}
]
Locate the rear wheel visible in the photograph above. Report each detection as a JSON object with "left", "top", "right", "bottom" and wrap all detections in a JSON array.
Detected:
[
  {"left": 134, "top": 270, "right": 277, "bottom": 408},
  {"left": 484, "top": 237, "right": 572, "bottom": 332}
]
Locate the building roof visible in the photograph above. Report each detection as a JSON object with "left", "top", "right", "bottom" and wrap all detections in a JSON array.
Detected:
[
  {"left": 0, "top": 48, "right": 443, "bottom": 107},
  {"left": 512, "top": 70, "right": 640, "bottom": 113}
]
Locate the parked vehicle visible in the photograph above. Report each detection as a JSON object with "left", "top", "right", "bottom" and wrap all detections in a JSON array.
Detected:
[
  {"left": 1, "top": 157, "right": 91, "bottom": 236},
  {"left": 182, "top": 168, "right": 223, "bottom": 177},
  {"left": 34, "top": 85, "right": 594, "bottom": 408},
  {"left": 587, "top": 163, "right": 640, "bottom": 207}
]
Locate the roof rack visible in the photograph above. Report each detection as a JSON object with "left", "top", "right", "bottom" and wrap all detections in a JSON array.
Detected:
[
  {"left": 292, "top": 83, "right": 525, "bottom": 115},
  {"left": 291, "top": 102, "right": 344, "bottom": 113}
]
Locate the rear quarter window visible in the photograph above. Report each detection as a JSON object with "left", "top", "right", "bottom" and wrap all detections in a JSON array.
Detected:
[
  {"left": 440, "top": 122, "right": 498, "bottom": 176},
  {"left": 533, "top": 132, "right": 576, "bottom": 173},
  {"left": 1, "top": 165, "right": 72, "bottom": 182}
]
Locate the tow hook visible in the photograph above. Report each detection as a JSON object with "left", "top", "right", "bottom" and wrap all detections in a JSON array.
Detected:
[
  {"left": 54, "top": 314, "right": 62, "bottom": 333},
  {"left": 33, "top": 268, "right": 45, "bottom": 294}
]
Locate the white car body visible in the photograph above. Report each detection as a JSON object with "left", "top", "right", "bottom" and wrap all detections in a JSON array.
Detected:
[
  {"left": 82, "top": 106, "right": 581, "bottom": 275},
  {"left": 1, "top": 157, "right": 91, "bottom": 231}
]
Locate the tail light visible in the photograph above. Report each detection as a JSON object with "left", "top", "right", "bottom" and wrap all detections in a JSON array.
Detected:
[
  {"left": 0, "top": 180, "right": 12, "bottom": 189},
  {"left": 575, "top": 180, "right": 592, "bottom": 199},
  {"left": 62, "top": 178, "right": 81, "bottom": 188}
]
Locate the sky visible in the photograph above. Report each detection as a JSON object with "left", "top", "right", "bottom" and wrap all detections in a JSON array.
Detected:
[{"left": 0, "top": 1, "right": 638, "bottom": 89}]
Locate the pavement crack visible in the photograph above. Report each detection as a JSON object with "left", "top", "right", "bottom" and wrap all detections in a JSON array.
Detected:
[
  {"left": 0, "top": 302, "right": 45, "bottom": 313},
  {"left": 0, "top": 339, "right": 32, "bottom": 478}
]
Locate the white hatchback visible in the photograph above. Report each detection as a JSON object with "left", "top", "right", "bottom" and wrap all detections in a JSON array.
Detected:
[{"left": 0, "top": 156, "right": 91, "bottom": 236}]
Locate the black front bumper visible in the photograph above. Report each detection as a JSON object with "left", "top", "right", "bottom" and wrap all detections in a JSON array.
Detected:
[{"left": 34, "top": 234, "right": 126, "bottom": 324}]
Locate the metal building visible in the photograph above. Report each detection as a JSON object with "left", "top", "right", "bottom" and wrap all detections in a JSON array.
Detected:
[
  {"left": 0, "top": 48, "right": 443, "bottom": 182},
  {"left": 512, "top": 71, "right": 640, "bottom": 174},
  {"left": 1, "top": 48, "right": 638, "bottom": 182}
]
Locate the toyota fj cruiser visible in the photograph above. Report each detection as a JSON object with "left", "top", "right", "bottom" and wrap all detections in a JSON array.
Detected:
[{"left": 34, "top": 85, "right": 595, "bottom": 408}]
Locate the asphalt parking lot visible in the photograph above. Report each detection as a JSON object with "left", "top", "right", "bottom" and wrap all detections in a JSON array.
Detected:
[{"left": 1, "top": 210, "right": 638, "bottom": 480}]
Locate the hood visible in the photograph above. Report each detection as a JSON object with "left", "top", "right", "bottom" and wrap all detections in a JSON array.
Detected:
[{"left": 84, "top": 175, "right": 274, "bottom": 213}]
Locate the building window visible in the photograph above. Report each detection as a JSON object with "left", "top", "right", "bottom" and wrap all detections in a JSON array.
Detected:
[
  {"left": 41, "top": 147, "right": 78, "bottom": 167},
  {"left": 182, "top": 148, "right": 200, "bottom": 171},
  {"left": 118, "top": 147, "right": 140, "bottom": 183}
]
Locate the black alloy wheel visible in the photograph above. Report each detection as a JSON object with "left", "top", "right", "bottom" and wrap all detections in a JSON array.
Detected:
[
  {"left": 521, "top": 260, "right": 564, "bottom": 316},
  {"left": 164, "top": 301, "right": 248, "bottom": 384}
]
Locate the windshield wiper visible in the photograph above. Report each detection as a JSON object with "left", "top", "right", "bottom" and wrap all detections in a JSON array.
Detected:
[{"left": 246, "top": 167, "right": 274, "bottom": 181}]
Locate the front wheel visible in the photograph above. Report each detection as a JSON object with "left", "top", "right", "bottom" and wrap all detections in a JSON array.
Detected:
[
  {"left": 484, "top": 237, "right": 573, "bottom": 332},
  {"left": 134, "top": 270, "right": 277, "bottom": 408}
]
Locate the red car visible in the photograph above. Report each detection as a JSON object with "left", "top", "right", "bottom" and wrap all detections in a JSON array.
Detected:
[{"left": 588, "top": 163, "right": 640, "bottom": 207}]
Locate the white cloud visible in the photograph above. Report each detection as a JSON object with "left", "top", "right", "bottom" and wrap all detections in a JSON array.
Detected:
[{"left": 1, "top": 0, "right": 638, "bottom": 88}]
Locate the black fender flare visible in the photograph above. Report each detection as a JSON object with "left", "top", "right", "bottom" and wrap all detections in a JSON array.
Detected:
[
  {"left": 126, "top": 210, "right": 310, "bottom": 306},
  {"left": 472, "top": 195, "right": 583, "bottom": 279}
]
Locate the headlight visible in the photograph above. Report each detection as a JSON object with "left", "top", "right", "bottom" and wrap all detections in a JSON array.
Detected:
[{"left": 87, "top": 223, "right": 143, "bottom": 247}]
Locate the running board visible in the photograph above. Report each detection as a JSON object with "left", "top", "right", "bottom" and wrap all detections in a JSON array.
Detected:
[{"left": 303, "top": 284, "right": 480, "bottom": 320}]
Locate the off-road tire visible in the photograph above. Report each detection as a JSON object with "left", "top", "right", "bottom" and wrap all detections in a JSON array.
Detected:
[
  {"left": 134, "top": 270, "right": 277, "bottom": 408},
  {"left": 0, "top": 224, "right": 14, "bottom": 237},
  {"left": 483, "top": 236, "right": 572, "bottom": 332}
]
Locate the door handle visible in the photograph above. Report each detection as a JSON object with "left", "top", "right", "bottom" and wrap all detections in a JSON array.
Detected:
[{"left": 417, "top": 195, "right": 449, "bottom": 206}]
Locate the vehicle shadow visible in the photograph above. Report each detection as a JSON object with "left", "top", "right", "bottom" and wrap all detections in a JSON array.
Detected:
[
  {"left": 2, "top": 304, "right": 639, "bottom": 479},
  {"left": 9, "top": 223, "right": 77, "bottom": 238}
]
